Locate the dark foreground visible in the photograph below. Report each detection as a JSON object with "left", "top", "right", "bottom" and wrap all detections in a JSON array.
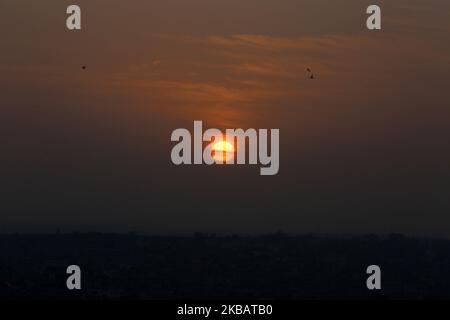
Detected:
[{"left": 1, "top": 233, "right": 449, "bottom": 299}]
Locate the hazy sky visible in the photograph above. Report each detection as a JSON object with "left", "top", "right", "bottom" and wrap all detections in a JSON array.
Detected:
[{"left": 1, "top": 1, "right": 449, "bottom": 236}]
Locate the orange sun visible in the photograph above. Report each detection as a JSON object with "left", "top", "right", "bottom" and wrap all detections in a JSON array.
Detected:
[{"left": 212, "top": 139, "right": 235, "bottom": 163}]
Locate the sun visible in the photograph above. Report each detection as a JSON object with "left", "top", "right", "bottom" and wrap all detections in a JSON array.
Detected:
[
  {"left": 212, "top": 139, "right": 235, "bottom": 163},
  {"left": 213, "top": 140, "right": 234, "bottom": 153}
]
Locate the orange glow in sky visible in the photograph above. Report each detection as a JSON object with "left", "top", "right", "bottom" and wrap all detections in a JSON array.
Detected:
[{"left": 212, "top": 139, "right": 235, "bottom": 163}]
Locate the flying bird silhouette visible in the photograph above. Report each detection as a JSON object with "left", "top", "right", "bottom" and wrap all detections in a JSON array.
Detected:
[{"left": 306, "top": 68, "right": 315, "bottom": 79}]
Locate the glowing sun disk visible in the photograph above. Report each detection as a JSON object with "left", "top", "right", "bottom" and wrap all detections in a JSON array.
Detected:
[{"left": 212, "top": 140, "right": 235, "bottom": 153}]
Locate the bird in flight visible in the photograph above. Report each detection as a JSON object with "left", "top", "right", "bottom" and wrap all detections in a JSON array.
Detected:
[{"left": 306, "top": 68, "right": 315, "bottom": 79}]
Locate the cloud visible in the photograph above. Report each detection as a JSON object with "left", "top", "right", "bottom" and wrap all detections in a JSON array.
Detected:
[{"left": 95, "top": 28, "right": 449, "bottom": 129}]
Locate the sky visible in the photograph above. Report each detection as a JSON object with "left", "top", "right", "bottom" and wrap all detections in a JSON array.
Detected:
[{"left": 0, "top": 1, "right": 449, "bottom": 236}]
